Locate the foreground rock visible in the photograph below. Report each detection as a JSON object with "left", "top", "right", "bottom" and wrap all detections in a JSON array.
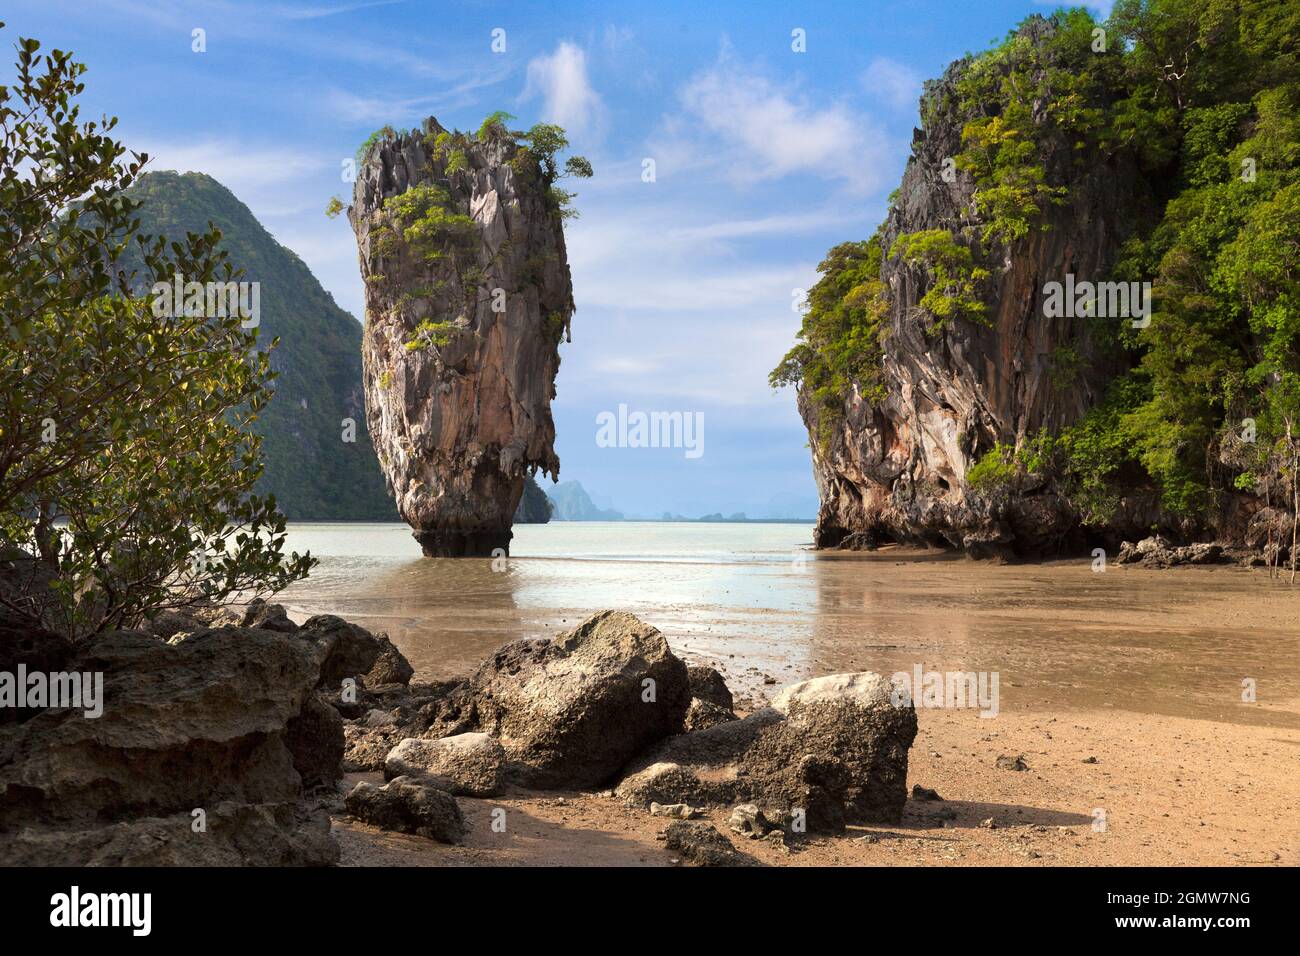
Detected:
[
  {"left": 384, "top": 733, "right": 507, "bottom": 797},
  {"left": 618, "top": 672, "right": 917, "bottom": 833},
  {"left": 348, "top": 116, "right": 575, "bottom": 557},
  {"left": 337, "top": 610, "right": 692, "bottom": 788},
  {"left": 5, "top": 802, "right": 334, "bottom": 866},
  {"left": 664, "top": 821, "right": 755, "bottom": 867},
  {"left": 299, "top": 614, "right": 415, "bottom": 690},
  {"left": 682, "top": 664, "right": 737, "bottom": 731},
  {"left": 1115, "top": 536, "right": 1225, "bottom": 569},
  {"left": 345, "top": 776, "right": 464, "bottom": 843},
  {"left": 0, "top": 626, "right": 340, "bottom": 866},
  {"left": 339, "top": 678, "right": 474, "bottom": 772},
  {"left": 469, "top": 610, "right": 690, "bottom": 788}
]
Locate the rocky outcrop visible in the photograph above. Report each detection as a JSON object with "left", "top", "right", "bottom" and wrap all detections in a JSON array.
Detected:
[
  {"left": 513, "top": 474, "right": 554, "bottom": 523},
  {"left": 0, "top": 625, "right": 341, "bottom": 866},
  {"left": 334, "top": 610, "right": 692, "bottom": 788},
  {"left": 468, "top": 610, "right": 691, "bottom": 788},
  {"left": 663, "top": 820, "right": 756, "bottom": 867},
  {"left": 796, "top": 18, "right": 1162, "bottom": 556},
  {"left": 299, "top": 613, "right": 414, "bottom": 690},
  {"left": 384, "top": 732, "right": 507, "bottom": 797},
  {"left": 617, "top": 672, "right": 917, "bottom": 833},
  {"left": 348, "top": 118, "right": 574, "bottom": 556},
  {"left": 1115, "top": 536, "right": 1225, "bottom": 568},
  {"left": 345, "top": 775, "right": 464, "bottom": 844}
]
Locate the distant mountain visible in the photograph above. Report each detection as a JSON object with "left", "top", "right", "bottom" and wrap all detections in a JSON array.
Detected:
[
  {"left": 546, "top": 481, "right": 623, "bottom": 521},
  {"left": 124, "top": 171, "right": 395, "bottom": 520},
  {"left": 753, "top": 491, "right": 819, "bottom": 520},
  {"left": 514, "top": 476, "right": 554, "bottom": 523}
]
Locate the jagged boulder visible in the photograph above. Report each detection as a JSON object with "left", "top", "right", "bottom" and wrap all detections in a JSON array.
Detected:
[
  {"left": 345, "top": 776, "right": 464, "bottom": 844},
  {"left": 339, "top": 678, "right": 475, "bottom": 772},
  {"left": 469, "top": 610, "right": 690, "bottom": 788},
  {"left": 618, "top": 672, "right": 917, "bottom": 832},
  {"left": 299, "top": 614, "right": 413, "bottom": 690},
  {"left": 683, "top": 698, "right": 736, "bottom": 732},
  {"left": 348, "top": 117, "right": 574, "bottom": 557},
  {"left": 1115, "top": 536, "right": 1226, "bottom": 568},
  {"left": 3, "top": 802, "right": 336, "bottom": 866},
  {"left": 615, "top": 761, "right": 729, "bottom": 809},
  {"left": 384, "top": 732, "right": 507, "bottom": 797},
  {"left": 663, "top": 821, "right": 755, "bottom": 867},
  {"left": 682, "top": 664, "right": 736, "bottom": 731},
  {"left": 686, "top": 664, "right": 733, "bottom": 710},
  {"left": 286, "top": 695, "right": 346, "bottom": 789},
  {"left": 0, "top": 626, "right": 341, "bottom": 865}
]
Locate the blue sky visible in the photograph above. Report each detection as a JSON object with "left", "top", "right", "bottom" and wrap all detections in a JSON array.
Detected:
[{"left": 4, "top": 0, "right": 1111, "bottom": 518}]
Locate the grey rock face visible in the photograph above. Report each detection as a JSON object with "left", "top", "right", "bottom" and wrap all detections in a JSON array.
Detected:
[
  {"left": 348, "top": 118, "right": 573, "bottom": 556},
  {"left": 1115, "top": 536, "right": 1225, "bottom": 568},
  {"left": 683, "top": 698, "right": 736, "bottom": 732},
  {"left": 0, "top": 614, "right": 72, "bottom": 726},
  {"left": 299, "top": 614, "right": 412, "bottom": 690},
  {"left": 663, "top": 821, "right": 755, "bottom": 867},
  {"left": 469, "top": 610, "right": 691, "bottom": 788},
  {"left": 618, "top": 671, "right": 917, "bottom": 832},
  {"left": 384, "top": 732, "right": 507, "bottom": 797},
  {"left": 0, "top": 625, "right": 342, "bottom": 865},
  {"left": 686, "top": 664, "right": 734, "bottom": 710},
  {"left": 3, "top": 802, "right": 337, "bottom": 867},
  {"left": 800, "top": 21, "right": 1157, "bottom": 556},
  {"left": 345, "top": 776, "right": 464, "bottom": 844}
]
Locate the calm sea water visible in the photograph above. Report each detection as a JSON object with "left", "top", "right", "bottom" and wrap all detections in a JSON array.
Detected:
[{"left": 277, "top": 521, "right": 1300, "bottom": 727}]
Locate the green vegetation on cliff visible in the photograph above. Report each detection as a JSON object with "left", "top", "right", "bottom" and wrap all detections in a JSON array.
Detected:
[
  {"left": 125, "top": 172, "right": 396, "bottom": 520},
  {"left": 769, "top": 237, "right": 890, "bottom": 450},
  {"left": 776, "top": 0, "right": 1300, "bottom": 527}
]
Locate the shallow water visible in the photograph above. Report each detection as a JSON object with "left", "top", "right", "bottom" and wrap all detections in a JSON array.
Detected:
[{"left": 277, "top": 521, "right": 1300, "bottom": 728}]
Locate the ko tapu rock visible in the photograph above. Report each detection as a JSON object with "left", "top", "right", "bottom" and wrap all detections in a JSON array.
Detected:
[{"left": 348, "top": 117, "right": 574, "bottom": 556}]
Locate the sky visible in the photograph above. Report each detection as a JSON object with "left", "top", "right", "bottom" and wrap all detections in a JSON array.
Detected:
[{"left": 3, "top": 0, "right": 1113, "bottom": 518}]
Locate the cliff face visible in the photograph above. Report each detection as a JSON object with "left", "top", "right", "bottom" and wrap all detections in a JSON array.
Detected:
[
  {"left": 800, "top": 20, "right": 1161, "bottom": 557},
  {"left": 124, "top": 172, "right": 395, "bottom": 520},
  {"left": 513, "top": 475, "right": 554, "bottom": 524},
  {"left": 348, "top": 119, "right": 572, "bottom": 556}
]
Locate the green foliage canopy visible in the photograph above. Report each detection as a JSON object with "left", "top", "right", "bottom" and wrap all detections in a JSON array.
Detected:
[{"left": 0, "top": 26, "right": 313, "bottom": 636}]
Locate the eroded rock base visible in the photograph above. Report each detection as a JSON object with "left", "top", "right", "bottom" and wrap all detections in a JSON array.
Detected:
[{"left": 413, "top": 528, "right": 512, "bottom": 558}]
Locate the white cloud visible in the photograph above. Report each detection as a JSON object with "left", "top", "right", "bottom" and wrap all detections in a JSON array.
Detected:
[
  {"left": 133, "top": 139, "right": 330, "bottom": 197},
  {"left": 862, "top": 57, "right": 921, "bottom": 113},
  {"left": 267, "top": 0, "right": 406, "bottom": 20},
  {"left": 1034, "top": 0, "right": 1114, "bottom": 17},
  {"left": 666, "top": 47, "right": 886, "bottom": 192},
  {"left": 323, "top": 68, "right": 508, "bottom": 125},
  {"left": 521, "top": 41, "right": 604, "bottom": 140}
]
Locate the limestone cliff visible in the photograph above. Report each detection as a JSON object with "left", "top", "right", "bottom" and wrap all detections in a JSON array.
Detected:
[
  {"left": 786, "top": 5, "right": 1300, "bottom": 560},
  {"left": 790, "top": 17, "right": 1162, "bottom": 557},
  {"left": 348, "top": 118, "right": 573, "bottom": 556}
]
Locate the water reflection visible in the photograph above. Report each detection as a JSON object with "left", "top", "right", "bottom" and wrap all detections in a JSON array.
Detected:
[{"left": 277, "top": 522, "right": 1300, "bottom": 727}]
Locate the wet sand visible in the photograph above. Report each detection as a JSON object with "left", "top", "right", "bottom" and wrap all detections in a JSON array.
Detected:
[{"left": 278, "top": 523, "right": 1300, "bottom": 865}]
